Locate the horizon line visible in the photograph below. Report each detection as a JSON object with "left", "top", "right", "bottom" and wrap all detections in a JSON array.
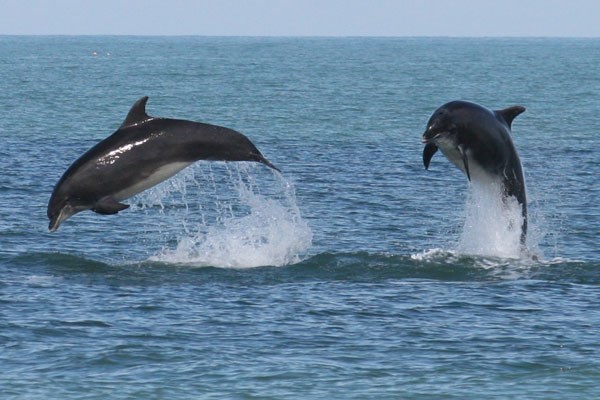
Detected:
[{"left": 1, "top": 33, "right": 599, "bottom": 39}]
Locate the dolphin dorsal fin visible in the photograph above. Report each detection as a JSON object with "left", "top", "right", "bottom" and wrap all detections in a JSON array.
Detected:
[
  {"left": 496, "top": 106, "right": 526, "bottom": 129},
  {"left": 119, "top": 96, "right": 152, "bottom": 129}
]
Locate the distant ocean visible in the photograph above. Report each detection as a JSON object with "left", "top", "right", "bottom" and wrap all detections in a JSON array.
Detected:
[{"left": 1, "top": 36, "right": 599, "bottom": 399}]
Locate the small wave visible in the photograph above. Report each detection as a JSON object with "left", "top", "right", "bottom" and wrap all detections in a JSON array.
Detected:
[
  {"left": 293, "top": 250, "right": 600, "bottom": 284},
  {"left": 411, "top": 247, "right": 540, "bottom": 268},
  {"left": 4, "top": 250, "right": 599, "bottom": 286},
  {"left": 57, "top": 319, "right": 112, "bottom": 328},
  {"left": 291, "top": 251, "right": 504, "bottom": 282},
  {"left": 8, "top": 252, "right": 110, "bottom": 271}
]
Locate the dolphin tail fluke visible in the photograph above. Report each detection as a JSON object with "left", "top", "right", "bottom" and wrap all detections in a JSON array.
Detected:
[
  {"left": 520, "top": 224, "right": 527, "bottom": 246},
  {"left": 257, "top": 156, "right": 281, "bottom": 172},
  {"left": 519, "top": 203, "right": 528, "bottom": 246},
  {"left": 503, "top": 177, "right": 528, "bottom": 247}
]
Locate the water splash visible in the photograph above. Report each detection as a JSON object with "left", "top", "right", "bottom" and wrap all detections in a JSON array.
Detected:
[
  {"left": 411, "top": 177, "right": 545, "bottom": 275},
  {"left": 457, "top": 179, "right": 535, "bottom": 259},
  {"left": 136, "top": 163, "right": 312, "bottom": 268}
]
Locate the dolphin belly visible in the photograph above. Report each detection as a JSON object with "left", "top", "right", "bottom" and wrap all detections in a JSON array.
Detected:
[
  {"left": 436, "top": 138, "right": 465, "bottom": 173},
  {"left": 436, "top": 138, "right": 494, "bottom": 182},
  {"left": 112, "top": 161, "right": 192, "bottom": 201}
]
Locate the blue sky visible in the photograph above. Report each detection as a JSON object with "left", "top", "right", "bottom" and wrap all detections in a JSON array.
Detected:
[{"left": 1, "top": 0, "right": 599, "bottom": 37}]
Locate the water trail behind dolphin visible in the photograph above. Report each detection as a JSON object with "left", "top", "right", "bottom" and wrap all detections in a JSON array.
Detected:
[
  {"left": 135, "top": 163, "right": 313, "bottom": 268},
  {"left": 457, "top": 179, "right": 539, "bottom": 259}
]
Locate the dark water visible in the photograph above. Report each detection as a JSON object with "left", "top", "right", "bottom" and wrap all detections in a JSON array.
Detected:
[{"left": 1, "top": 36, "right": 599, "bottom": 399}]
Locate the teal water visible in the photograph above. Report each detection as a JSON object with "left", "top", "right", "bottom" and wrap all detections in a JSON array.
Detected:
[{"left": 1, "top": 36, "right": 599, "bottom": 399}]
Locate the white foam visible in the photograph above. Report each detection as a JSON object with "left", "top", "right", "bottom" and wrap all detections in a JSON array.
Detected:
[
  {"left": 410, "top": 248, "right": 455, "bottom": 261},
  {"left": 141, "top": 163, "right": 313, "bottom": 268},
  {"left": 26, "top": 275, "right": 62, "bottom": 287}
]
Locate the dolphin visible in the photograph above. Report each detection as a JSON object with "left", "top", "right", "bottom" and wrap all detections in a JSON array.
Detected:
[
  {"left": 48, "top": 96, "right": 279, "bottom": 232},
  {"left": 421, "top": 100, "right": 528, "bottom": 245}
]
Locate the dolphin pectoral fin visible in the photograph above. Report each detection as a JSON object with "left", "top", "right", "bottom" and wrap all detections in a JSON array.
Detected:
[
  {"left": 458, "top": 144, "right": 471, "bottom": 181},
  {"left": 423, "top": 143, "right": 438, "bottom": 170},
  {"left": 92, "top": 197, "right": 130, "bottom": 215}
]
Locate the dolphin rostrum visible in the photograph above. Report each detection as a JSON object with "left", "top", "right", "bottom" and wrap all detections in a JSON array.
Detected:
[
  {"left": 421, "top": 100, "right": 528, "bottom": 245},
  {"left": 48, "top": 96, "right": 279, "bottom": 232}
]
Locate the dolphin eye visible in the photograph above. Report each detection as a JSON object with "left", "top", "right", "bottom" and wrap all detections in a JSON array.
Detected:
[{"left": 428, "top": 121, "right": 443, "bottom": 133}]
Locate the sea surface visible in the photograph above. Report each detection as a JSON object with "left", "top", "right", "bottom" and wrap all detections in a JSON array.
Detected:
[{"left": 0, "top": 36, "right": 599, "bottom": 399}]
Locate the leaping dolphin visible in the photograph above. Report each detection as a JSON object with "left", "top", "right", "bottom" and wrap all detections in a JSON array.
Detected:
[
  {"left": 421, "top": 100, "right": 528, "bottom": 245},
  {"left": 48, "top": 96, "right": 279, "bottom": 232}
]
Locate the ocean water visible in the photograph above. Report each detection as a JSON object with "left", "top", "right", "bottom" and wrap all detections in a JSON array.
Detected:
[{"left": 0, "top": 36, "right": 599, "bottom": 399}]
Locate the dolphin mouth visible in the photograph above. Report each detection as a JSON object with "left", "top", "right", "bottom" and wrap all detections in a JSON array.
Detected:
[
  {"left": 48, "top": 205, "right": 75, "bottom": 232},
  {"left": 422, "top": 133, "right": 438, "bottom": 144},
  {"left": 422, "top": 131, "right": 449, "bottom": 144},
  {"left": 48, "top": 214, "right": 62, "bottom": 232}
]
